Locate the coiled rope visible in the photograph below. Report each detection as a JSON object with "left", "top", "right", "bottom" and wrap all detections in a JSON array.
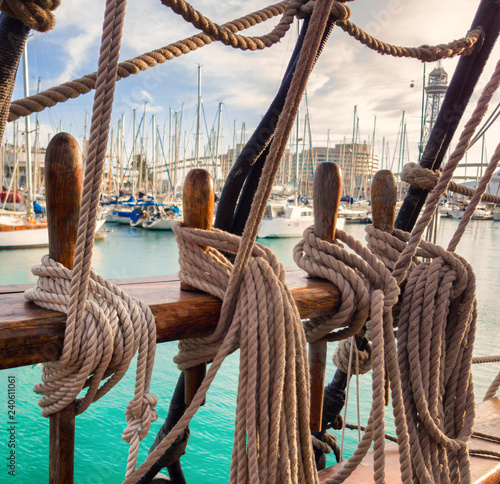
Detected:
[
  {"left": 0, "top": 0, "right": 60, "bottom": 32},
  {"left": 294, "top": 227, "right": 413, "bottom": 484},
  {"left": 123, "top": 1, "right": 340, "bottom": 482}
]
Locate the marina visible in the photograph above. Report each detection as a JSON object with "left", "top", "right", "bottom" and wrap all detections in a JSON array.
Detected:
[{"left": 1, "top": 218, "right": 499, "bottom": 483}]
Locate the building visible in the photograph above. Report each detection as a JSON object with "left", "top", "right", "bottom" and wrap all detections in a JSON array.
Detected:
[{"left": 290, "top": 143, "right": 378, "bottom": 198}]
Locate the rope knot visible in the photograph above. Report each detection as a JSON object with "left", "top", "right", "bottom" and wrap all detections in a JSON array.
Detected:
[
  {"left": 401, "top": 162, "right": 440, "bottom": 191},
  {"left": 0, "top": 0, "right": 60, "bottom": 32},
  {"left": 124, "top": 393, "right": 159, "bottom": 442},
  {"left": 25, "top": 253, "right": 157, "bottom": 476},
  {"left": 333, "top": 337, "right": 372, "bottom": 374}
]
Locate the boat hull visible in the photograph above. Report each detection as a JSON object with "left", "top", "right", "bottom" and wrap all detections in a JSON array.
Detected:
[{"left": 258, "top": 215, "right": 345, "bottom": 238}]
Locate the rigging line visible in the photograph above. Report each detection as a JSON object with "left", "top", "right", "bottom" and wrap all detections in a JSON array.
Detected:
[
  {"left": 469, "top": 100, "right": 500, "bottom": 149},
  {"left": 7, "top": 1, "right": 289, "bottom": 122}
]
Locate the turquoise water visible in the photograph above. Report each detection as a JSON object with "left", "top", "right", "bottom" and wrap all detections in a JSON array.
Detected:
[{"left": 0, "top": 219, "right": 498, "bottom": 483}]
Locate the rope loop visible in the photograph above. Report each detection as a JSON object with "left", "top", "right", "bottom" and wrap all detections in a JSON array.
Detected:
[
  {"left": 333, "top": 337, "right": 372, "bottom": 375},
  {"left": 24, "top": 254, "right": 157, "bottom": 474},
  {"left": 401, "top": 162, "right": 441, "bottom": 191},
  {"left": 0, "top": 0, "right": 60, "bottom": 32}
]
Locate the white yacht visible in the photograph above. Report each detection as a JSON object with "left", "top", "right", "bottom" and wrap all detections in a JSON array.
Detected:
[{"left": 257, "top": 202, "right": 345, "bottom": 238}]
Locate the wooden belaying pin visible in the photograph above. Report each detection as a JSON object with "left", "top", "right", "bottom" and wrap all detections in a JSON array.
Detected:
[
  {"left": 371, "top": 169, "right": 397, "bottom": 406},
  {"left": 309, "top": 162, "right": 343, "bottom": 433},
  {"left": 46, "top": 132, "right": 83, "bottom": 484},
  {"left": 181, "top": 169, "right": 215, "bottom": 405},
  {"left": 371, "top": 170, "right": 397, "bottom": 234}
]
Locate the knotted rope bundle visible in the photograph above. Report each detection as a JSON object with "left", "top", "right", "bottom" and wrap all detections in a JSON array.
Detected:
[
  {"left": 293, "top": 226, "right": 369, "bottom": 343},
  {"left": 367, "top": 225, "right": 477, "bottom": 483},
  {"left": 169, "top": 224, "right": 318, "bottom": 483},
  {"left": 0, "top": 0, "right": 60, "bottom": 32},
  {"left": 294, "top": 226, "right": 413, "bottom": 484},
  {"left": 25, "top": 254, "right": 158, "bottom": 474},
  {"left": 333, "top": 337, "right": 372, "bottom": 376}
]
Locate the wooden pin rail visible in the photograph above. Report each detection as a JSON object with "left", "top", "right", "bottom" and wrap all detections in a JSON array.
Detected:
[{"left": 0, "top": 270, "right": 341, "bottom": 371}]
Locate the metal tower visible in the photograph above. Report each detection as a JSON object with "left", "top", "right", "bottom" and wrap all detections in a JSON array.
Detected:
[{"left": 420, "top": 63, "right": 448, "bottom": 158}]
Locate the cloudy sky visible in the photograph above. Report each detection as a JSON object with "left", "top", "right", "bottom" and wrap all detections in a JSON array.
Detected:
[{"left": 6, "top": 0, "right": 500, "bottom": 175}]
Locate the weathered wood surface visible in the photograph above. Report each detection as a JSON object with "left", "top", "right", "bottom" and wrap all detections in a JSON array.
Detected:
[
  {"left": 371, "top": 169, "right": 397, "bottom": 405},
  {"left": 309, "top": 162, "right": 342, "bottom": 433},
  {"left": 45, "top": 132, "right": 82, "bottom": 484},
  {"left": 181, "top": 169, "right": 214, "bottom": 405},
  {"left": 49, "top": 402, "right": 76, "bottom": 484},
  {"left": 0, "top": 269, "right": 341, "bottom": 370},
  {"left": 317, "top": 399, "right": 500, "bottom": 483},
  {"left": 371, "top": 170, "right": 397, "bottom": 233}
]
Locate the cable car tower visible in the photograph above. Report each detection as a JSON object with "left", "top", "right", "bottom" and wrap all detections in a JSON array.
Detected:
[{"left": 419, "top": 63, "right": 448, "bottom": 159}]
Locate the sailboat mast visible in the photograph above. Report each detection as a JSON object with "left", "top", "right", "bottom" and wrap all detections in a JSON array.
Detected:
[
  {"left": 215, "top": 101, "right": 222, "bottom": 191},
  {"left": 295, "top": 107, "right": 300, "bottom": 201},
  {"left": 195, "top": 64, "right": 202, "bottom": 167},
  {"left": 22, "top": 44, "right": 34, "bottom": 218}
]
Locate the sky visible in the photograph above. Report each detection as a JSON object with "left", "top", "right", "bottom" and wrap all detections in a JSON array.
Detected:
[{"left": 6, "top": 0, "right": 500, "bottom": 176}]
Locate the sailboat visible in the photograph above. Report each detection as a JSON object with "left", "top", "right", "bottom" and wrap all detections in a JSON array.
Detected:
[{"left": 0, "top": 44, "right": 49, "bottom": 249}]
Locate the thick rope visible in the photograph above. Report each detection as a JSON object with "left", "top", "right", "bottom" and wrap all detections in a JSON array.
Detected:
[
  {"left": 337, "top": 22, "right": 481, "bottom": 62},
  {"left": 293, "top": 227, "right": 413, "bottom": 484},
  {"left": 484, "top": 372, "right": 500, "bottom": 401},
  {"left": 0, "top": 0, "right": 60, "bottom": 32},
  {"left": 124, "top": 2, "right": 338, "bottom": 482},
  {"left": 24, "top": 0, "right": 159, "bottom": 478},
  {"left": 402, "top": 162, "right": 500, "bottom": 206},
  {"left": 127, "top": 226, "right": 318, "bottom": 484},
  {"left": 24, "top": 256, "right": 158, "bottom": 473},
  {"left": 7, "top": 2, "right": 289, "bottom": 121},
  {"left": 310, "top": 229, "right": 412, "bottom": 484},
  {"left": 298, "top": 1, "right": 481, "bottom": 61},
  {"left": 392, "top": 57, "right": 500, "bottom": 283},
  {"left": 6, "top": 0, "right": 481, "bottom": 121},
  {"left": 160, "top": 0, "right": 303, "bottom": 50},
  {"left": 366, "top": 223, "right": 477, "bottom": 483}
]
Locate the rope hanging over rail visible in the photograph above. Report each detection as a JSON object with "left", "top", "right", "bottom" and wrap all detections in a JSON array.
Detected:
[
  {"left": 293, "top": 226, "right": 413, "bottom": 484},
  {"left": 124, "top": 1, "right": 339, "bottom": 482},
  {"left": 0, "top": 0, "right": 60, "bottom": 32}
]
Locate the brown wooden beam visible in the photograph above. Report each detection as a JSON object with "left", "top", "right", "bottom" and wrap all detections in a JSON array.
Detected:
[
  {"left": 181, "top": 169, "right": 214, "bottom": 405},
  {"left": 0, "top": 270, "right": 341, "bottom": 370}
]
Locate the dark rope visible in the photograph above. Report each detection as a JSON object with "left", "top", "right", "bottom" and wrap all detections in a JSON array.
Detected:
[
  {"left": 0, "top": 15, "right": 29, "bottom": 147},
  {"left": 139, "top": 373, "right": 188, "bottom": 484}
]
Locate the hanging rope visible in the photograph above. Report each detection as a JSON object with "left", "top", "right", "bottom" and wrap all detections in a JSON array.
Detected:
[
  {"left": 7, "top": 0, "right": 481, "bottom": 121},
  {"left": 293, "top": 226, "right": 413, "bottom": 484},
  {"left": 24, "top": 0, "right": 160, "bottom": 478},
  {"left": 0, "top": 0, "right": 60, "bottom": 32},
  {"left": 7, "top": 1, "right": 289, "bottom": 121},
  {"left": 336, "top": 22, "right": 481, "bottom": 62},
  {"left": 123, "top": 2, "right": 340, "bottom": 482}
]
